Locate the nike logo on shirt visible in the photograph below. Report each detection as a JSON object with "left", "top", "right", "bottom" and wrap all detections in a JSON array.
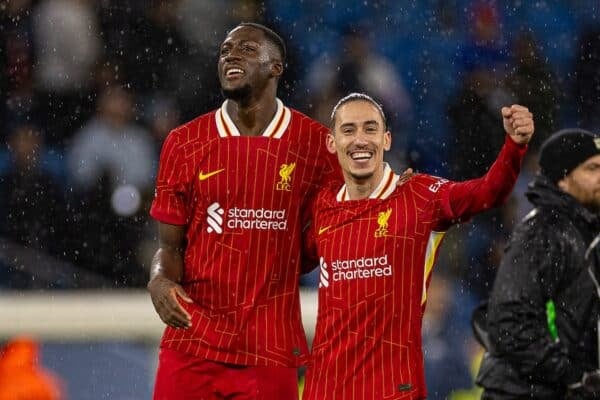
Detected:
[
  {"left": 318, "top": 226, "right": 331, "bottom": 235},
  {"left": 199, "top": 168, "right": 225, "bottom": 181}
]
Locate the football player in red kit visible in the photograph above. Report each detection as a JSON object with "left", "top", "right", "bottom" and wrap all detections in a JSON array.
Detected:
[
  {"left": 302, "top": 93, "right": 533, "bottom": 400},
  {"left": 148, "top": 23, "right": 340, "bottom": 399}
]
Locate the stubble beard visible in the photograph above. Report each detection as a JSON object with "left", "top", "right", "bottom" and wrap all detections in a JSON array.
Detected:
[{"left": 590, "top": 193, "right": 600, "bottom": 213}]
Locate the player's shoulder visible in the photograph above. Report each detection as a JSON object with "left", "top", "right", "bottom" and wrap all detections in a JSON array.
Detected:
[
  {"left": 396, "top": 173, "right": 452, "bottom": 195},
  {"left": 410, "top": 173, "right": 448, "bottom": 185},
  {"left": 164, "top": 109, "right": 218, "bottom": 144},
  {"left": 288, "top": 107, "right": 330, "bottom": 135},
  {"left": 316, "top": 180, "right": 342, "bottom": 204},
  {"left": 172, "top": 109, "right": 216, "bottom": 133}
]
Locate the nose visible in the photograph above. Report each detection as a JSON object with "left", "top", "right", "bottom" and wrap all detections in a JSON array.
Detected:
[
  {"left": 353, "top": 130, "right": 369, "bottom": 146},
  {"left": 224, "top": 47, "right": 243, "bottom": 62}
]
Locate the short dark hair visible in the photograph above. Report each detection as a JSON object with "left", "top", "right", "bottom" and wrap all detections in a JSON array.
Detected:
[
  {"left": 237, "top": 22, "right": 286, "bottom": 63},
  {"left": 330, "top": 92, "right": 388, "bottom": 130}
]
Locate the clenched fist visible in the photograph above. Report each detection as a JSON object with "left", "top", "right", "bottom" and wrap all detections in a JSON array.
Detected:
[{"left": 501, "top": 104, "right": 534, "bottom": 145}]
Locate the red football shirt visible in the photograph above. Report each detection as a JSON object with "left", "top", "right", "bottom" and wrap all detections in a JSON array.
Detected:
[
  {"left": 150, "top": 99, "right": 339, "bottom": 367},
  {"left": 303, "top": 136, "right": 526, "bottom": 399}
]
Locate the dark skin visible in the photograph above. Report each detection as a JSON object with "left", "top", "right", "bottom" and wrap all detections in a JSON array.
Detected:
[
  {"left": 218, "top": 25, "right": 283, "bottom": 136},
  {"left": 148, "top": 223, "right": 191, "bottom": 329},
  {"left": 147, "top": 25, "right": 284, "bottom": 329}
]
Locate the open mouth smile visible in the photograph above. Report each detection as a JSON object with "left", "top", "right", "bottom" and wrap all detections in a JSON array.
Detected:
[
  {"left": 225, "top": 67, "right": 245, "bottom": 79},
  {"left": 349, "top": 150, "right": 374, "bottom": 161}
]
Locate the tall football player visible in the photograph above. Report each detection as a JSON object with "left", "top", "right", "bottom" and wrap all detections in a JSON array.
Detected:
[{"left": 147, "top": 23, "right": 339, "bottom": 399}]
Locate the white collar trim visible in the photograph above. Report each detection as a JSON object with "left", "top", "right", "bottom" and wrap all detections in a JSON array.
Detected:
[
  {"left": 215, "top": 98, "right": 291, "bottom": 138},
  {"left": 335, "top": 163, "right": 399, "bottom": 201}
]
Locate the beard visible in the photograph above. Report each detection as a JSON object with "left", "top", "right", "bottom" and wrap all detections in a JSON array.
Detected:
[
  {"left": 588, "top": 194, "right": 600, "bottom": 213},
  {"left": 221, "top": 84, "right": 252, "bottom": 102}
]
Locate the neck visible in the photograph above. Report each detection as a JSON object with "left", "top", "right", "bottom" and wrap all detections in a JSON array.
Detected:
[
  {"left": 346, "top": 181, "right": 376, "bottom": 200},
  {"left": 344, "top": 164, "right": 386, "bottom": 200},
  {"left": 226, "top": 87, "right": 278, "bottom": 137}
]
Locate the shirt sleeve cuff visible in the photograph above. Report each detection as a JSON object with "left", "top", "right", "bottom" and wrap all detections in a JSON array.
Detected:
[{"left": 150, "top": 208, "right": 187, "bottom": 226}]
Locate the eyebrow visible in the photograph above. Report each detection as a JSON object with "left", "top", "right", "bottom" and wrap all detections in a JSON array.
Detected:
[
  {"left": 220, "top": 39, "right": 260, "bottom": 48},
  {"left": 363, "top": 120, "right": 379, "bottom": 126},
  {"left": 339, "top": 120, "right": 380, "bottom": 127}
]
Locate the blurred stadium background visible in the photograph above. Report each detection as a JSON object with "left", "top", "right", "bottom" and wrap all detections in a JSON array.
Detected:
[{"left": 2, "top": 0, "right": 600, "bottom": 398}]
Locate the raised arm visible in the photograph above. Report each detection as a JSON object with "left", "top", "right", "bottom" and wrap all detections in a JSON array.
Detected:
[
  {"left": 441, "top": 105, "right": 534, "bottom": 222},
  {"left": 147, "top": 222, "right": 192, "bottom": 329}
]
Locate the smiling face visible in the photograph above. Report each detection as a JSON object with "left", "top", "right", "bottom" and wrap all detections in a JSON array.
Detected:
[
  {"left": 328, "top": 99, "right": 391, "bottom": 185},
  {"left": 558, "top": 154, "right": 600, "bottom": 212},
  {"left": 217, "top": 25, "right": 282, "bottom": 102}
]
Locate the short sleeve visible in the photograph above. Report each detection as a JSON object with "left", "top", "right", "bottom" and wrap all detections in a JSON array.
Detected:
[{"left": 149, "top": 130, "right": 190, "bottom": 225}]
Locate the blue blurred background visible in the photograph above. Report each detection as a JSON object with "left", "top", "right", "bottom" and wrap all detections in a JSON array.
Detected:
[{"left": 2, "top": 0, "right": 600, "bottom": 398}]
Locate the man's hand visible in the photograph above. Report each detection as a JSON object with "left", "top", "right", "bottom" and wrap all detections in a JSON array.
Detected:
[
  {"left": 501, "top": 104, "right": 534, "bottom": 145},
  {"left": 397, "top": 168, "right": 414, "bottom": 186},
  {"left": 148, "top": 275, "right": 193, "bottom": 329}
]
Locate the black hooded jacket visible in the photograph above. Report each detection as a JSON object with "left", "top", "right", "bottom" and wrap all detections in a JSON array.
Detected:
[{"left": 476, "top": 174, "right": 600, "bottom": 399}]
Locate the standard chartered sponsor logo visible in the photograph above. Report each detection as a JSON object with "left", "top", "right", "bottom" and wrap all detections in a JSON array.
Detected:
[
  {"left": 324, "top": 254, "right": 392, "bottom": 283},
  {"left": 206, "top": 203, "right": 288, "bottom": 233},
  {"left": 319, "top": 257, "right": 329, "bottom": 288},
  {"left": 227, "top": 207, "right": 287, "bottom": 230},
  {"left": 206, "top": 202, "right": 224, "bottom": 233}
]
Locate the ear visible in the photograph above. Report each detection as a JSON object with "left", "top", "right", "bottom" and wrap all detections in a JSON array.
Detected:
[
  {"left": 383, "top": 130, "right": 392, "bottom": 151},
  {"left": 326, "top": 132, "right": 337, "bottom": 154},
  {"left": 557, "top": 177, "right": 569, "bottom": 192},
  {"left": 271, "top": 60, "right": 283, "bottom": 78}
]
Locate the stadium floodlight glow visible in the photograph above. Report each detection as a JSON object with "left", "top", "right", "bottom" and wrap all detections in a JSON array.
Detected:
[{"left": 111, "top": 184, "right": 141, "bottom": 217}]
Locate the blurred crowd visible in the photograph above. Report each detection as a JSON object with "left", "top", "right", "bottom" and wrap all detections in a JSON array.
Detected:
[{"left": 2, "top": 1, "right": 600, "bottom": 397}]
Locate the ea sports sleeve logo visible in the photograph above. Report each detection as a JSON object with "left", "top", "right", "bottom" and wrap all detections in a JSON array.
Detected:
[{"left": 276, "top": 162, "right": 296, "bottom": 191}]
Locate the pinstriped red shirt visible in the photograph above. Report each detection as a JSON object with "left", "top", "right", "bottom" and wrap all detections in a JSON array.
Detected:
[
  {"left": 150, "top": 99, "right": 339, "bottom": 367},
  {"left": 303, "top": 137, "right": 526, "bottom": 399}
]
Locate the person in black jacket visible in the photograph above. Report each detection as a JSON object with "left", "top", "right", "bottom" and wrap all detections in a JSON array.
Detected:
[{"left": 474, "top": 128, "right": 600, "bottom": 399}]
